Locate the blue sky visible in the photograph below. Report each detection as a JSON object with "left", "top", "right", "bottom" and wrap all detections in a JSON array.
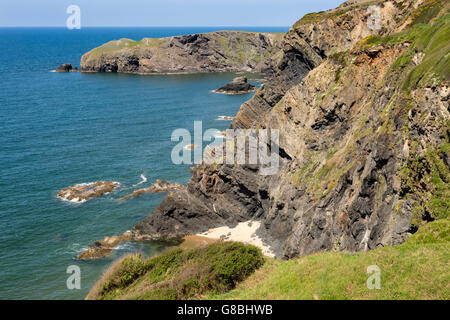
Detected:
[{"left": 0, "top": 0, "right": 344, "bottom": 27}]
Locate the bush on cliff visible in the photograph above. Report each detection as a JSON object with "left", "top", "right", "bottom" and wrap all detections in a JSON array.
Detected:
[{"left": 87, "top": 241, "right": 265, "bottom": 300}]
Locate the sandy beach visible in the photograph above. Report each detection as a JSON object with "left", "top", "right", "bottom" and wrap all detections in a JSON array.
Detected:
[{"left": 196, "top": 221, "right": 275, "bottom": 257}]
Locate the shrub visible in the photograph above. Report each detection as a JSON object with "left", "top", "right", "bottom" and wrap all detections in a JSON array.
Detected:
[{"left": 91, "top": 241, "right": 265, "bottom": 300}]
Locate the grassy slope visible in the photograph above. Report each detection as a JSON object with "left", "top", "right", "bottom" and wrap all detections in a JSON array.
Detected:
[{"left": 210, "top": 219, "right": 449, "bottom": 300}]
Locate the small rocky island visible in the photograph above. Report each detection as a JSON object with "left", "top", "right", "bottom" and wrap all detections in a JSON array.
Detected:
[
  {"left": 55, "top": 63, "right": 79, "bottom": 72},
  {"left": 214, "top": 76, "right": 256, "bottom": 94},
  {"left": 57, "top": 181, "right": 120, "bottom": 203}
]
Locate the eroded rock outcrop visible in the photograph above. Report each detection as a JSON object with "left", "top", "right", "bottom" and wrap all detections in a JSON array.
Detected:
[
  {"left": 80, "top": 31, "right": 284, "bottom": 74},
  {"left": 131, "top": 0, "right": 449, "bottom": 259}
]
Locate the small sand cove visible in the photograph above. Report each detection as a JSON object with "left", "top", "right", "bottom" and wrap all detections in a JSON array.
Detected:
[{"left": 196, "top": 221, "right": 275, "bottom": 257}]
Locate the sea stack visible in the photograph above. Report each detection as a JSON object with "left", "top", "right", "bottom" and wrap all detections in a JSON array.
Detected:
[{"left": 215, "top": 76, "right": 255, "bottom": 94}]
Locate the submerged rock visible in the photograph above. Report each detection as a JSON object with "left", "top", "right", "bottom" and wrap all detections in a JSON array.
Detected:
[
  {"left": 215, "top": 77, "right": 255, "bottom": 94},
  {"left": 57, "top": 181, "right": 120, "bottom": 203},
  {"left": 120, "top": 180, "right": 184, "bottom": 201}
]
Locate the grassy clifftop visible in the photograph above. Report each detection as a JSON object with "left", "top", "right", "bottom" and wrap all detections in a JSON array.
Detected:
[
  {"left": 88, "top": 219, "right": 449, "bottom": 300},
  {"left": 80, "top": 31, "right": 284, "bottom": 74},
  {"left": 210, "top": 220, "right": 449, "bottom": 300},
  {"left": 216, "top": 219, "right": 448, "bottom": 300}
]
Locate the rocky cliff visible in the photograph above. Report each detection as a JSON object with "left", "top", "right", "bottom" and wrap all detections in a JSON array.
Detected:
[
  {"left": 132, "top": 0, "right": 449, "bottom": 259},
  {"left": 80, "top": 31, "right": 284, "bottom": 74}
]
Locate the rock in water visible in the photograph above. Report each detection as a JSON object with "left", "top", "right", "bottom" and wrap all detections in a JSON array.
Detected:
[
  {"left": 120, "top": 180, "right": 184, "bottom": 201},
  {"left": 55, "top": 63, "right": 78, "bottom": 72},
  {"left": 215, "top": 77, "right": 255, "bottom": 94},
  {"left": 57, "top": 181, "right": 120, "bottom": 203},
  {"left": 78, "top": 235, "right": 123, "bottom": 260}
]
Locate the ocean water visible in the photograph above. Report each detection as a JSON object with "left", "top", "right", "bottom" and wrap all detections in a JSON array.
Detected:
[{"left": 0, "top": 26, "right": 288, "bottom": 300}]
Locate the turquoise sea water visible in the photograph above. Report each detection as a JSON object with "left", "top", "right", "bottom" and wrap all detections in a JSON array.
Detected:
[{"left": 0, "top": 27, "right": 288, "bottom": 299}]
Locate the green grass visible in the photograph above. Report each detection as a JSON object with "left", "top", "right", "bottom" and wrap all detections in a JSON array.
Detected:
[
  {"left": 209, "top": 220, "right": 450, "bottom": 300},
  {"left": 87, "top": 242, "right": 265, "bottom": 300}
]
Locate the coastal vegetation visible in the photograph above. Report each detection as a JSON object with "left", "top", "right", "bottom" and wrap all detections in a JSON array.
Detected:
[{"left": 87, "top": 242, "right": 264, "bottom": 300}]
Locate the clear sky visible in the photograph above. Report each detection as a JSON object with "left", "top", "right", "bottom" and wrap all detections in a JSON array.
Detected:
[{"left": 0, "top": 0, "right": 344, "bottom": 27}]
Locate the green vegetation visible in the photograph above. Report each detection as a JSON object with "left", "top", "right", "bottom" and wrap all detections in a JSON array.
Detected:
[
  {"left": 86, "top": 38, "right": 145, "bottom": 59},
  {"left": 362, "top": 12, "right": 450, "bottom": 91},
  {"left": 400, "top": 141, "right": 450, "bottom": 226},
  {"left": 87, "top": 242, "right": 264, "bottom": 300},
  {"left": 294, "top": 0, "right": 380, "bottom": 27},
  {"left": 88, "top": 221, "right": 449, "bottom": 300},
  {"left": 210, "top": 219, "right": 450, "bottom": 300},
  {"left": 410, "top": 0, "right": 447, "bottom": 25}
]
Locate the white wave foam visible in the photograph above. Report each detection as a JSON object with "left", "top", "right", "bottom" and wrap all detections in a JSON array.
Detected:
[
  {"left": 133, "top": 174, "right": 148, "bottom": 187},
  {"left": 57, "top": 193, "right": 87, "bottom": 204},
  {"left": 216, "top": 116, "right": 233, "bottom": 121}
]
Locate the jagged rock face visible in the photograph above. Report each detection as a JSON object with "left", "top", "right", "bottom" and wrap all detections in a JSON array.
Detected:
[
  {"left": 231, "top": 0, "right": 421, "bottom": 129},
  {"left": 132, "top": 0, "right": 449, "bottom": 258},
  {"left": 133, "top": 164, "right": 269, "bottom": 241},
  {"left": 80, "top": 31, "right": 284, "bottom": 74}
]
